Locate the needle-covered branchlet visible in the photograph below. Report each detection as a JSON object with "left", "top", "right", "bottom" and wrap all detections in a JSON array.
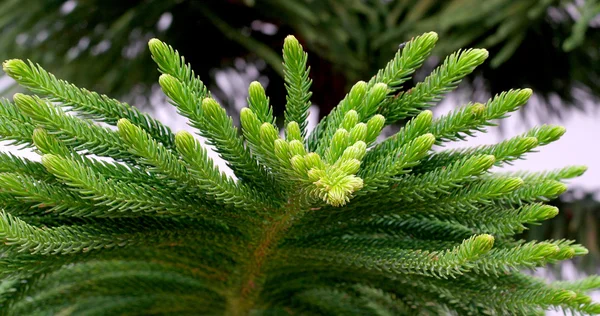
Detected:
[{"left": 0, "top": 32, "right": 597, "bottom": 315}]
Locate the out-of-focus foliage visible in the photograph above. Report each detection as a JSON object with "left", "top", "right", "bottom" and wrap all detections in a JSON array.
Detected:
[{"left": 0, "top": 0, "right": 598, "bottom": 116}]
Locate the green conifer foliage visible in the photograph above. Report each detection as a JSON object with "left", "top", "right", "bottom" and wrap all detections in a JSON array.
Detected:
[{"left": 0, "top": 32, "right": 598, "bottom": 315}]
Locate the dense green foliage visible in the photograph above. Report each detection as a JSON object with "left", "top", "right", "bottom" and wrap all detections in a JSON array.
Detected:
[{"left": 0, "top": 32, "right": 598, "bottom": 315}]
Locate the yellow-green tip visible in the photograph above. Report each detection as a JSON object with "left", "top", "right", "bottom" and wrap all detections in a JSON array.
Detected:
[
  {"left": 12, "top": 92, "right": 29, "bottom": 104},
  {"left": 520, "top": 88, "right": 533, "bottom": 98},
  {"left": 148, "top": 38, "right": 162, "bottom": 51},
  {"left": 174, "top": 130, "right": 196, "bottom": 153},
  {"left": 175, "top": 130, "right": 194, "bottom": 141},
  {"left": 12, "top": 93, "right": 41, "bottom": 114},
  {"left": 555, "top": 290, "right": 578, "bottom": 304},
  {"left": 474, "top": 234, "right": 495, "bottom": 252},
  {"left": 537, "top": 205, "right": 559, "bottom": 221},
  {"left": 2, "top": 59, "right": 26, "bottom": 75},
  {"left": 571, "top": 165, "right": 588, "bottom": 177},
  {"left": 40, "top": 154, "right": 59, "bottom": 167},
  {"left": 248, "top": 81, "right": 265, "bottom": 94},
  {"left": 158, "top": 73, "right": 176, "bottom": 86},
  {"left": 284, "top": 35, "right": 299, "bottom": 45},
  {"left": 470, "top": 103, "right": 486, "bottom": 116},
  {"left": 117, "top": 118, "right": 132, "bottom": 129}
]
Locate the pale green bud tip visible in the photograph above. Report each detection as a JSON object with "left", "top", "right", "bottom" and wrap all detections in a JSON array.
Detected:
[
  {"left": 554, "top": 246, "right": 576, "bottom": 260},
  {"left": 536, "top": 243, "right": 561, "bottom": 257},
  {"left": 339, "top": 145, "right": 365, "bottom": 163},
  {"left": 417, "top": 110, "right": 434, "bottom": 122},
  {"left": 175, "top": 130, "right": 194, "bottom": 143},
  {"left": 307, "top": 168, "right": 325, "bottom": 182},
  {"left": 31, "top": 128, "right": 49, "bottom": 149},
  {"left": 12, "top": 93, "right": 31, "bottom": 104},
  {"left": 472, "top": 48, "right": 489, "bottom": 60},
  {"left": 148, "top": 38, "right": 162, "bottom": 50},
  {"left": 340, "top": 159, "right": 361, "bottom": 174},
  {"left": 288, "top": 140, "right": 306, "bottom": 156},
  {"left": 548, "top": 181, "right": 568, "bottom": 196},
  {"left": 342, "top": 110, "right": 360, "bottom": 130},
  {"left": 2, "top": 59, "right": 26, "bottom": 75},
  {"left": 535, "top": 205, "right": 559, "bottom": 220},
  {"left": 475, "top": 155, "right": 496, "bottom": 170},
  {"left": 286, "top": 121, "right": 300, "bottom": 134},
  {"left": 333, "top": 128, "right": 349, "bottom": 137},
  {"left": 481, "top": 154, "right": 496, "bottom": 164},
  {"left": 286, "top": 122, "right": 302, "bottom": 141},
  {"left": 284, "top": 35, "right": 299, "bottom": 46},
  {"left": 201, "top": 98, "right": 221, "bottom": 112},
  {"left": 556, "top": 290, "right": 577, "bottom": 303},
  {"left": 248, "top": 81, "right": 264, "bottom": 94},
  {"left": 521, "top": 137, "right": 539, "bottom": 148},
  {"left": 370, "top": 114, "right": 385, "bottom": 123},
  {"left": 273, "top": 139, "right": 287, "bottom": 147},
  {"left": 350, "top": 81, "right": 368, "bottom": 92},
  {"left": 349, "top": 123, "right": 367, "bottom": 138},
  {"left": 290, "top": 155, "right": 305, "bottom": 172},
  {"left": 520, "top": 88, "right": 533, "bottom": 99},
  {"left": 158, "top": 74, "right": 177, "bottom": 89},
  {"left": 116, "top": 118, "right": 133, "bottom": 129},
  {"left": 240, "top": 107, "right": 255, "bottom": 121},
  {"left": 535, "top": 125, "right": 566, "bottom": 145},
  {"left": 32, "top": 128, "right": 48, "bottom": 140},
  {"left": 470, "top": 103, "right": 485, "bottom": 116},
  {"left": 287, "top": 121, "right": 299, "bottom": 129},
  {"left": 571, "top": 244, "right": 589, "bottom": 256},
  {"left": 474, "top": 234, "right": 495, "bottom": 252},
  {"left": 424, "top": 31, "right": 438, "bottom": 40},
  {"left": 260, "top": 122, "right": 278, "bottom": 140},
  {"left": 41, "top": 154, "right": 58, "bottom": 166},
  {"left": 174, "top": 131, "right": 196, "bottom": 154},
  {"left": 273, "top": 139, "right": 288, "bottom": 154},
  {"left": 260, "top": 122, "right": 274, "bottom": 130},
  {"left": 373, "top": 82, "right": 387, "bottom": 89},
  {"left": 419, "top": 133, "right": 436, "bottom": 147},
  {"left": 304, "top": 153, "right": 324, "bottom": 169},
  {"left": 319, "top": 175, "right": 363, "bottom": 207},
  {"left": 353, "top": 141, "right": 367, "bottom": 151},
  {"left": 345, "top": 110, "right": 358, "bottom": 118},
  {"left": 545, "top": 125, "right": 566, "bottom": 136},
  {"left": 569, "top": 165, "right": 588, "bottom": 178},
  {"left": 500, "top": 178, "right": 524, "bottom": 193}
]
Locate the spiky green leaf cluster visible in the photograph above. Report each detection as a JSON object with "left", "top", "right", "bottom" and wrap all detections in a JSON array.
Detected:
[{"left": 0, "top": 32, "right": 597, "bottom": 315}]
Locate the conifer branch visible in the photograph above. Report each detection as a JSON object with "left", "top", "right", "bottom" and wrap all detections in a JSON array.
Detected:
[
  {"left": 159, "top": 75, "right": 276, "bottom": 193},
  {"left": 0, "top": 98, "right": 35, "bottom": 147},
  {"left": 0, "top": 32, "right": 595, "bottom": 315},
  {"left": 308, "top": 32, "right": 438, "bottom": 151},
  {"left": 0, "top": 152, "right": 52, "bottom": 181},
  {"left": 41, "top": 154, "right": 205, "bottom": 216},
  {"left": 282, "top": 35, "right": 313, "bottom": 138},
  {"left": 381, "top": 48, "right": 489, "bottom": 123},
  {"left": 148, "top": 39, "right": 211, "bottom": 102},
  {"left": 13, "top": 94, "right": 132, "bottom": 160},
  {"left": 280, "top": 234, "right": 495, "bottom": 279},
  {"left": 2, "top": 60, "right": 175, "bottom": 149}
]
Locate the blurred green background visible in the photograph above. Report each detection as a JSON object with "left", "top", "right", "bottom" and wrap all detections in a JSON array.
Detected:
[{"left": 1, "top": 0, "right": 599, "bottom": 277}]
